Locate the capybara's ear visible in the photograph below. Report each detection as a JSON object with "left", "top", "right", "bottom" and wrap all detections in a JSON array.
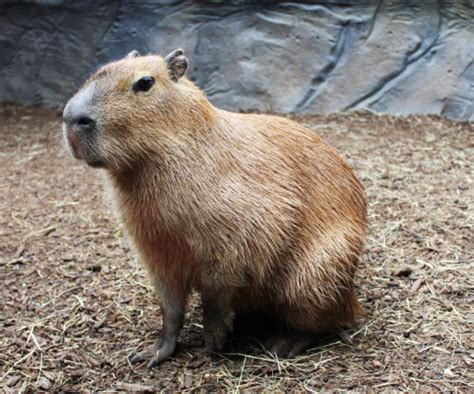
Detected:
[
  {"left": 125, "top": 50, "right": 140, "bottom": 58},
  {"left": 165, "top": 48, "right": 188, "bottom": 82}
]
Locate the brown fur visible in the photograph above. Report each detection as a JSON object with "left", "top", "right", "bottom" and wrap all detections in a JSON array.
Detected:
[{"left": 64, "top": 51, "right": 367, "bottom": 360}]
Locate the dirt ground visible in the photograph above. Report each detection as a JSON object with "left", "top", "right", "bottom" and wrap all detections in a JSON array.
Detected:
[{"left": 0, "top": 105, "right": 472, "bottom": 392}]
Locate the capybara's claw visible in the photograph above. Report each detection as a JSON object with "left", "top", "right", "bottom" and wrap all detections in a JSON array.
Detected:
[
  {"left": 337, "top": 328, "right": 353, "bottom": 345},
  {"left": 130, "top": 344, "right": 157, "bottom": 364},
  {"left": 130, "top": 341, "right": 176, "bottom": 368},
  {"left": 146, "top": 349, "right": 171, "bottom": 369},
  {"left": 267, "top": 335, "right": 315, "bottom": 358}
]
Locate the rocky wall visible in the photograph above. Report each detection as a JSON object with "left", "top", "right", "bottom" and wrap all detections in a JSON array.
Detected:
[{"left": 0, "top": 0, "right": 472, "bottom": 120}]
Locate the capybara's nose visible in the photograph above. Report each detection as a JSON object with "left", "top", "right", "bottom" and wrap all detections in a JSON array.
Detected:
[
  {"left": 63, "top": 111, "right": 96, "bottom": 133},
  {"left": 74, "top": 116, "right": 96, "bottom": 132},
  {"left": 62, "top": 83, "right": 97, "bottom": 132}
]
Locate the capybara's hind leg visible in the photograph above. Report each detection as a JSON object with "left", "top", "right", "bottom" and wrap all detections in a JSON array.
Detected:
[
  {"left": 264, "top": 282, "right": 360, "bottom": 358},
  {"left": 265, "top": 333, "right": 316, "bottom": 358},
  {"left": 265, "top": 328, "right": 353, "bottom": 358}
]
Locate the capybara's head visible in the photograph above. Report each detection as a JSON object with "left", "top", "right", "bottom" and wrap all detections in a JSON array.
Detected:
[{"left": 62, "top": 49, "right": 189, "bottom": 169}]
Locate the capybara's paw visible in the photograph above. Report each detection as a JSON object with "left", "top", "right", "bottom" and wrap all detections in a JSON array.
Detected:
[
  {"left": 265, "top": 335, "right": 315, "bottom": 358},
  {"left": 130, "top": 344, "right": 156, "bottom": 364},
  {"left": 204, "top": 325, "right": 229, "bottom": 353},
  {"left": 130, "top": 340, "right": 176, "bottom": 368},
  {"left": 336, "top": 328, "right": 354, "bottom": 345}
]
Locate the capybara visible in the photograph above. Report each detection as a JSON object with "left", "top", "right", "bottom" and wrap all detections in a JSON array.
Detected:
[{"left": 63, "top": 48, "right": 367, "bottom": 368}]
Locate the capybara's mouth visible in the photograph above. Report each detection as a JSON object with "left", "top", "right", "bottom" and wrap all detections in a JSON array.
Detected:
[
  {"left": 69, "top": 143, "right": 82, "bottom": 160},
  {"left": 64, "top": 124, "right": 105, "bottom": 167},
  {"left": 66, "top": 127, "right": 85, "bottom": 160},
  {"left": 86, "top": 159, "right": 107, "bottom": 168}
]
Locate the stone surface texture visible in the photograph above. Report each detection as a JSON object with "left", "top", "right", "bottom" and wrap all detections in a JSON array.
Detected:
[{"left": 0, "top": 0, "right": 473, "bottom": 120}]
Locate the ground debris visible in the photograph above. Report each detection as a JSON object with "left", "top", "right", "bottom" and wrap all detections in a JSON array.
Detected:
[
  {"left": 1, "top": 106, "right": 472, "bottom": 392},
  {"left": 5, "top": 376, "right": 21, "bottom": 387},
  {"left": 410, "top": 277, "right": 424, "bottom": 293},
  {"left": 115, "top": 382, "right": 156, "bottom": 392},
  {"left": 38, "top": 377, "right": 52, "bottom": 390}
]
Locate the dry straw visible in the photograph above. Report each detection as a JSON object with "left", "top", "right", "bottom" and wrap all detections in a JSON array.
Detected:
[{"left": 0, "top": 106, "right": 472, "bottom": 391}]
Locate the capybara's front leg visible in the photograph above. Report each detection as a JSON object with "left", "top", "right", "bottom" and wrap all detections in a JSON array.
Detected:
[
  {"left": 131, "top": 277, "right": 186, "bottom": 368},
  {"left": 201, "top": 288, "right": 235, "bottom": 353}
]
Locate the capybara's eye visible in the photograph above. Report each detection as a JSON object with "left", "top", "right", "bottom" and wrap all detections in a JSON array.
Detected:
[{"left": 132, "top": 77, "right": 155, "bottom": 93}]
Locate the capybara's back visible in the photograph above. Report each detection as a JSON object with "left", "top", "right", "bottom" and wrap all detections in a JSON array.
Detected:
[
  {"left": 63, "top": 48, "right": 367, "bottom": 367},
  {"left": 208, "top": 112, "right": 367, "bottom": 330}
]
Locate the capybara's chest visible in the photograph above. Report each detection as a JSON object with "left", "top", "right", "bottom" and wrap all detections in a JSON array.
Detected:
[{"left": 116, "top": 193, "right": 201, "bottom": 282}]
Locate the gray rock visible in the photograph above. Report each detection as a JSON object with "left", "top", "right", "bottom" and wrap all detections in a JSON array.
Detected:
[{"left": 0, "top": 0, "right": 472, "bottom": 121}]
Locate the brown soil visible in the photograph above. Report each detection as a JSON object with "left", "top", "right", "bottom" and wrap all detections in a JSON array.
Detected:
[{"left": 0, "top": 105, "right": 472, "bottom": 392}]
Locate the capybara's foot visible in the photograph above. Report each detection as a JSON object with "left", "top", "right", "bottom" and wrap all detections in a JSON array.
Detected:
[
  {"left": 130, "top": 339, "right": 176, "bottom": 368},
  {"left": 204, "top": 321, "right": 230, "bottom": 353},
  {"left": 265, "top": 328, "right": 354, "bottom": 358},
  {"left": 265, "top": 334, "right": 316, "bottom": 358},
  {"left": 336, "top": 328, "right": 354, "bottom": 345}
]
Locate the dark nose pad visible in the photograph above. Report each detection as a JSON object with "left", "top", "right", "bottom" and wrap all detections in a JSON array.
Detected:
[{"left": 76, "top": 116, "right": 96, "bottom": 131}]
